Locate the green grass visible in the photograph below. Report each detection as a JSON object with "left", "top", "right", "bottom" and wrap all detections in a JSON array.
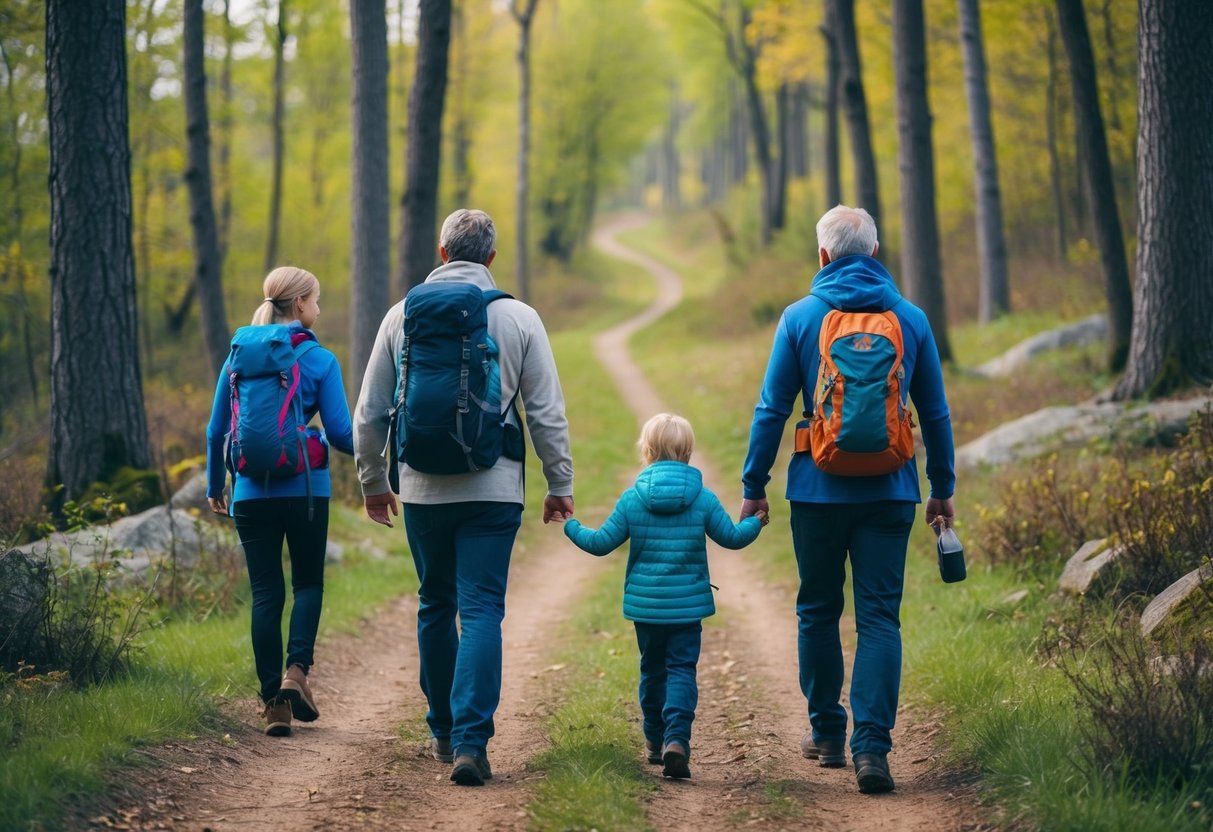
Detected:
[{"left": 0, "top": 501, "right": 417, "bottom": 832}]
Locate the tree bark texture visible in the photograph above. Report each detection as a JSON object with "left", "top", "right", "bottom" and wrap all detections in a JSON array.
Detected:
[
  {"left": 183, "top": 0, "right": 230, "bottom": 374},
  {"left": 1055, "top": 0, "right": 1133, "bottom": 371},
  {"left": 396, "top": 0, "right": 451, "bottom": 294},
  {"left": 892, "top": 0, "right": 952, "bottom": 362},
  {"left": 349, "top": 0, "right": 390, "bottom": 393},
  {"left": 512, "top": 0, "right": 539, "bottom": 303},
  {"left": 821, "top": 3, "right": 842, "bottom": 208},
  {"left": 957, "top": 0, "right": 1009, "bottom": 323},
  {"left": 830, "top": 0, "right": 880, "bottom": 228},
  {"left": 1115, "top": 0, "right": 1213, "bottom": 398},
  {"left": 264, "top": 0, "right": 287, "bottom": 273},
  {"left": 218, "top": 0, "right": 234, "bottom": 262},
  {"left": 1044, "top": 13, "right": 1068, "bottom": 260},
  {"left": 45, "top": 0, "right": 152, "bottom": 503}
]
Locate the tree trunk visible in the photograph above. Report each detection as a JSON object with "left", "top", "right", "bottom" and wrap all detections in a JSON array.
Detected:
[
  {"left": 349, "top": 0, "right": 390, "bottom": 393},
  {"left": 1056, "top": 0, "right": 1133, "bottom": 371},
  {"left": 729, "top": 79, "right": 747, "bottom": 185},
  {"left": 395, "top": 0, "right": 451, "bottom": 294},
  {"left": 45, "top": 0, "right": 152, "bottom": 506},
  {"left": 662, "top": 82, "right": 681, "bottom": 209},
  {"left": 787, "top": 82, "right": 809, "bottom": 180},
  {"left": 1044, "top": 12, "right": 1068, "bottom": 260},
  {"left": 892, "top": 0, "right": 952, "bottom": 363},
  {"left": 772, "top": 82, "right": 789, "bottom": 231},
  {"left": 511, "top": 0, "right": 539, "bottom": 303},
  {"left": 218, "top": 0, "right": 234, "bottom": 263},
  {"left": 264, "top": 0, "right": 287, "bottom": 273},
  {"left": 957, "top": 0, "right": 1009, "bottom": 323},
  {"left": 831, "top": 0, "right": 880, "bottom": 227},
  {"left": 1114, "top": 0, "right": 1213, "bottom": 399},
  {"left": 820, "top": 3, "right": 842, "bottom": 208},
  {"left": 449, "top": 3, "right": 471, "bottom": 207},
  {"left": 183, "top": 0, "right": 230, "bottom": 374}
]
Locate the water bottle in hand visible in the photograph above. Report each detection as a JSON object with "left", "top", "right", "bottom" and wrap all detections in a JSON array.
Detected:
[{"left": 935, "top": 525, "right": 966, "bottom": 583}]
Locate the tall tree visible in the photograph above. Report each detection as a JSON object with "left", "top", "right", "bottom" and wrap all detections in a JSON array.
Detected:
[
  {"left": 1044, "top": 11, "right": 1068, "bottom": 260},
  {"left": 830, "top": 0, "right": 879, "bottom": 227},
  {"left": 510, "top": 0, "right": 539, "bottom": 303},
  {"left": 1114, "top": 0, "right": 1213, "bottom": 399},
  {"left": 892, "top": 0, "right": 951, "bottom": 362},
  {"left": 1055, "top": 0, "right": 1133, "bottom": 371},
  {"left": 957, "top": 0, "right": 1009, "bottom": 324},
  {"left": 217, "top": 0, "right": 235, "bottom": 262},
  {"left": 264, "top": 0, "right": 287, "bottom": 273},
  {"left": 396, "top": 0, "right": 451, "bottom": 294},
  {"left": 820, "top": 2, "right": 841, "bottom": 208},
  {"left": 349, "top": 0, "right": 390, "bottom": 392},
  {"left": 45, "top": 0, "right": 151, "bottom": 506},
  {"left": 183, "top": 0, "right": 230, "bottom": 373}
]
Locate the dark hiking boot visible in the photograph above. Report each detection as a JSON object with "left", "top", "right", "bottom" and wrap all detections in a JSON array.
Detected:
[
  {"left": 853, "top": 752, "right": 895, "bottom": 794},
  {"left": 661, "top": 741, "right": 692, "bottom": 779},
  {"left": 800, "top": 732, "right": 846, "bottom": 767},
  {"left": 450, "top": 752, "right": 493, "bottom": 786},
  {"left": 644, "top": 738, "right": 663, "bottom": 765},
  {"left": 280, "top": 664, "right": 320, "bottom": 722},
  {"left": 263, "top": 697, "right": 292, "bottom": 737},
  {"left": 430, "top": 737, "right": 454, "bottom": 763}
]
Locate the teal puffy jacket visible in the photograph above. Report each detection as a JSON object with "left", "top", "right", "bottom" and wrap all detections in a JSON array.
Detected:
[{"left": 564, "top": 460, "right": 762, "bottom": 624}]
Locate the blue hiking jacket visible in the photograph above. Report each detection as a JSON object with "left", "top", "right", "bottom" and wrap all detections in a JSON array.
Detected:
[
  {"left": 206, "top": 322, "right": 355, "bottom": 504},
  {"left": 742, "top": 255, "right": 955, "bottom": 504},
  {"left": 564, "top": 461, "right": 762, "bottom": 624}
]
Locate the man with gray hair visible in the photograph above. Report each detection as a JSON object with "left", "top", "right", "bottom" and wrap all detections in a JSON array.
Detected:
[
  {"left": 740, "top": 205, "right": 955, "bottom": 794},
  {"left": 354, "top": 208, "right": 575, "bottom": 786}
]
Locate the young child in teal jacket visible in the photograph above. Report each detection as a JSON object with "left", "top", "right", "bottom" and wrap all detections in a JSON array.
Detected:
[{"left": 563, "top": 413, "right": 767, "bottom": 779}]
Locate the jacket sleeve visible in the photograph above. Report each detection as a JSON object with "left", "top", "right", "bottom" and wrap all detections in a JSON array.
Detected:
[
  {"left": 205, "top": 360, "right": 232, "bottom": 499},
  {"left": 513, "top": 308, "right": 574, "bottom": 497},
  {"left": 704, "top": 494, "right": 763, "bottom": 549},
  {"left": 353, "top": 305, "right": 403, "bottom": 497},
  {"left": 907, "top": 320, "right": 955, "bottom": 499},
  {"left": 742, "top": 313, "right": 801, "bottom": 500},
  {"left": 317, "top": 352, "right": 354, "bottom": 456},
  {"left": 563, "top": 497, "right": 630, "bottom": 556}
]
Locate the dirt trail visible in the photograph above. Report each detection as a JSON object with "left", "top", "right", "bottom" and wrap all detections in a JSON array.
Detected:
[{"left": 589, "top": 215, "right": 982, "bottom": 831}]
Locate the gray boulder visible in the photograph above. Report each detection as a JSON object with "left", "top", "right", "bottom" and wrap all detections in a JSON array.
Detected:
[
  {"left": 0, "top": 550, "right": 50, "bottom": 660},
  {"left": 974, "top": 314, "right": 1107, "bottom": 378}
]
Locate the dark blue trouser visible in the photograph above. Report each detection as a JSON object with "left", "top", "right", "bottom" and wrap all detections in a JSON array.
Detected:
[
  {"left": 634, "top": 621, "right": 702, "bottom": 754},
  {"left": 790, "top": 500, "right": 914, "bottom": 756},
  {"left": 232, "top": 497, "right": 329, "bottom": 703},
  {"left": 402, "top": 501, "right": 523, "bottom": 757}
]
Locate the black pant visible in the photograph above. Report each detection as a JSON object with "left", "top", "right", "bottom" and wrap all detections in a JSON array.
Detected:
[{"left": 231, "top": 497, "right": 329, "bottom": 702}]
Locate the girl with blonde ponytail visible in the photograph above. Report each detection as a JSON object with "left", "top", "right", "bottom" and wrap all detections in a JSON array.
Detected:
[{"left": 205, "top": 266, "right": 353, "bottom": 737}]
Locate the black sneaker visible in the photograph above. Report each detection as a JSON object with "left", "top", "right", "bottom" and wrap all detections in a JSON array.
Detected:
[
  {"left": 800, "top": 732, "right": 846, "bottom": 767},
  {"left": 644, "top": 739, "right": 663, "bottom": 765},
  {"left": 430, "top": 737, "right": 454, "bottom": 763},
  {"left": 853, "top": 752, "right": 895, "bottom": 794},
  {"left": 661, "top": 741, "right": 691, "bottom": 779},
  {"left": 450, "top": 752, "right": 493, "bottom": 786}
]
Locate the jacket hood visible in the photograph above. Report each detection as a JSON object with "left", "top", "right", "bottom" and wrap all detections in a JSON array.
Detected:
[
  {"left": 286, "top": 321, "right": 318, "bottom": 347},
  {"left": 809, "top": 255, "right": 902, "bottom": 311},
  {"left": 424, "top": 260, "right": 498, "bottom": 291},
  {"left": 634, "top": 461, "right": 703, "bottom": 514}
]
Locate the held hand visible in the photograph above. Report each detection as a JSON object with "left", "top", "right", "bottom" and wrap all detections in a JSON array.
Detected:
[
  {"left": 544, "top": 495, "right": 575, "bottom": 524},
  {"left": 365, "top": 492, "right": 399, "bottom": 527},
  {"left": 207, "top": 496, "right": 228, "bottom": 516},
  {"left": 741, "top": 497, "right": 770, "bottom": 522},
  {"left": 754, "top": 509, "right": 770, "bottom": 527},
  {"left": 925, "top": 496, "right": 955, "bottom": 530}
]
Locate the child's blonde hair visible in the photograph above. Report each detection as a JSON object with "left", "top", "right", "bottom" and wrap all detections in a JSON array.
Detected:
[
  {"left": 251, "top": 266, "right": 320, "bottom": 325},
  {"left": 638, "top": 413, "right": 695, "bottom": 465}
]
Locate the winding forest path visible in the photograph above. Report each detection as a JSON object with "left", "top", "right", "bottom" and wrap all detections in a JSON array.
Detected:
[{"left": 590, "top": 214, "right": 982, "bottom": 831}]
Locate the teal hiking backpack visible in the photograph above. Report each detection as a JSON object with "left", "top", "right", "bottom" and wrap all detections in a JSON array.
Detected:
[{"left": 391, "top": 282, "right": 524, "bottom": 475}]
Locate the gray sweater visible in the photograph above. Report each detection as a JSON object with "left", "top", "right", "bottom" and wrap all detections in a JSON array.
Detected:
[{"left": 353, "top": 261, "right": 574, "bottom": 504}]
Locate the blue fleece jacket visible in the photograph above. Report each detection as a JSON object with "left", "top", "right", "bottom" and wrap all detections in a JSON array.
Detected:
[
  {"left": 742, "top": 255, "right": 955, "bottom": 504},
  {"left": 564, "top": 461, "right": 762, "bottom": 625},
  {"left": 206, "top": 322, "right": 355, "bottom": 504}
]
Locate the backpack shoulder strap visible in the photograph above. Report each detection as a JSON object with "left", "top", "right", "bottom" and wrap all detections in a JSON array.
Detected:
[
  {"left": 293, "top": 340, "right": 322, "bottom": 359},
  {"left": 483, "top": 289, "right": 514, "bottom": 305}
]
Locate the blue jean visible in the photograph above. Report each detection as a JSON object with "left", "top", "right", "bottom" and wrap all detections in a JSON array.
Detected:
[
  {"left": 634, "top": 621, "right": 702, "bottom": 753},
  {"left": 790, "top": 500, "right": 914, "bottom": 755},
  {"left": 402, "top": 501, "right": 523, "bottom": 756},
  {"left": 231, "top": 497, "right": 329, "bottom": 703}
]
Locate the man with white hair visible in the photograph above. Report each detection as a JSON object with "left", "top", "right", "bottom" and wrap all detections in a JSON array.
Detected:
[
  {"left": 740, "top": 205, "right": 956, "bottom": 794},
  {"left": 354, "top": 208, "right": 575, "bottom": 786}
]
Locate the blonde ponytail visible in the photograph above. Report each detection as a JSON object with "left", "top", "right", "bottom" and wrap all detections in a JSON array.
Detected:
[{"left": 251, "top": 267, "right": 320, "bottom": 325}]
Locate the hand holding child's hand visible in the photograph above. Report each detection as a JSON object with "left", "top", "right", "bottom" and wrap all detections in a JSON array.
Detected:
[{"left": 755, "top": 509, "right": 769, "bottom": 527}]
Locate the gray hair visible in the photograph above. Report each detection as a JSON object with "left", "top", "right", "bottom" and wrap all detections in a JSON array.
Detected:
[
  {"left": 816, "top": 205, "right": 878, "bottom": 260},
  {"left": 439, "top": 209, "right": 496, "bottom": 264}
]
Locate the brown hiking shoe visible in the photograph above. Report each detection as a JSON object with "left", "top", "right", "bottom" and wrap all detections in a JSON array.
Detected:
[
  {"left": 661, "top": 741, "right": 691, "bottom": 779},
  {"left": 264, "top": 697, "right": 292, "bottom": 737},
  {"left": 801, "top": 732, "right": 846, "bottom": 767},
  {"left": 644, "top": 739, "right": 662, "bottom": 765},
  {"left": 280, "top": 664, "right": 319, "bottom": 722}
]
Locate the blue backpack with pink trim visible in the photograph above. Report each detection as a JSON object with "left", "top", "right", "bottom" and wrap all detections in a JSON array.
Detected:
[{"left": 225, "top": 325, "right": 323, "bottom": 487}]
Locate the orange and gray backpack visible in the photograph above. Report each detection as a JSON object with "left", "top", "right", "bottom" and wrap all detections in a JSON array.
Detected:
[{"left": 797, "top": 306, "right": 915, "bottom": 476}]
